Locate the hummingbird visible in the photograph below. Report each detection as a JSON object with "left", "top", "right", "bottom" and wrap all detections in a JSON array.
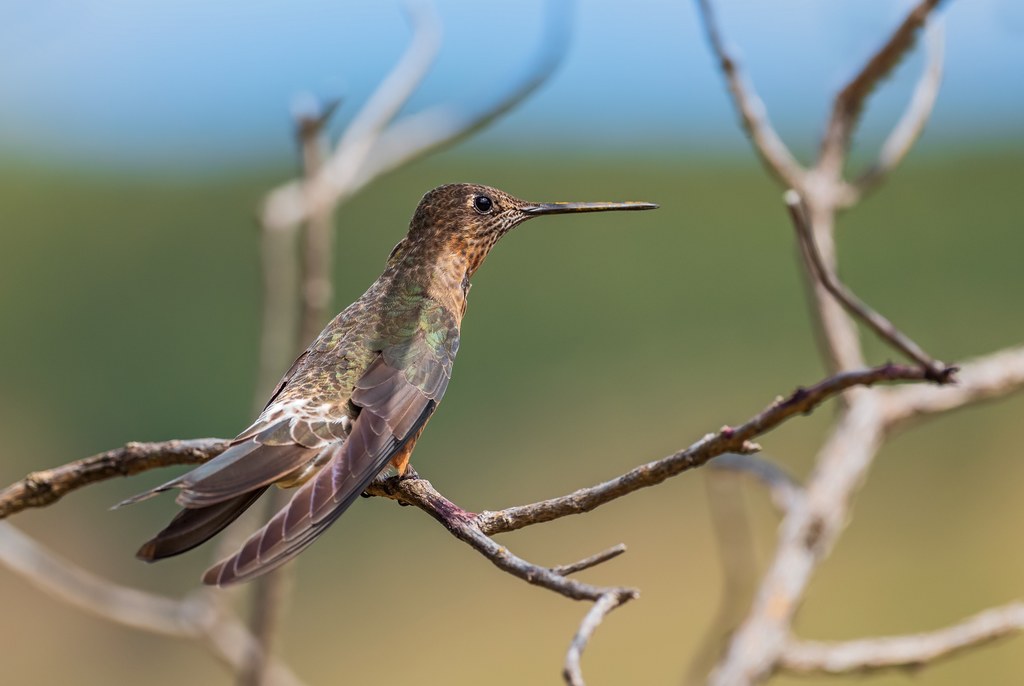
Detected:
[{"left": 120, "top": 183, "right": 657, "bottom": 586}]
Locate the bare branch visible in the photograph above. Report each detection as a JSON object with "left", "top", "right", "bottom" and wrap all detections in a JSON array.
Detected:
[
  {"left": 355, "top": 0, "right": 571, "bottom": 185},
  {"left": 884, "top": 345, "right": 1024, "bottom": 430},
  {"left": 711, "top": 393, "right": 888, "bottom": 684},
  {"left": 786, "top": 190, "right": 954, "bottom": 381},
  {"left": 563, "top": 592, "right": 632, "bottom": 686},
  {"left": 552, "top": 544, "right": 627, "bottom": 577},
  {"left": 782, "top": 601, "right": 1024, "bottom": 674},
  {"left": 851, "top": 20, "right": 945, "bottom": 200},
  {"left": 710, "top": 453, "right": 804, "bottom": 513},
  {"left": 468, "top": 363, "right": 942, "bottom": 536},
  {"left": 261, "top": 1, "right": 441, "bottom": 233},
  {"left": 260, "top": 0, "right": 569, "bottom": 233},
  {"left": 818, "top": 0, "right": 942, "bottom": 177},
  {"left": 0, "top": 523, "right": 305, "bottom": 686},
  {"left": 296, "top": 97, "right": 342, "bottom": 347},
  {"left": 694, "top": 0, "right": 806, "bottom": 191},
  {"left": 0, "top": 438, "right": 228, "bottom": 519}
]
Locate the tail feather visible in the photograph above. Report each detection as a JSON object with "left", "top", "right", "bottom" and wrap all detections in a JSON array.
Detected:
[{"left": 136, "top": 488, "right": 268, "bottom": 561}]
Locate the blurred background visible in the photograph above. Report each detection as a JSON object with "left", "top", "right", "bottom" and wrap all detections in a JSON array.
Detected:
[{"left": 1, "top": 1, "right": 1022, "bottom": 684}]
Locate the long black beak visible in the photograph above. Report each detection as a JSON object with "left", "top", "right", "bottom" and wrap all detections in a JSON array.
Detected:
[{"left": 522, "top": 201, "right": 659, "bottom": 216}]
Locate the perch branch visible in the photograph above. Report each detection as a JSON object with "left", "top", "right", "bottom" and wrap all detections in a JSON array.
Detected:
[
  {"left": 781, "top": 601, "right": 1024, "bottom": 674},
  {"left": 694, "top": 0, "right": 806, "bottom": 191},
  {"left": 0, "top": 438, "right": 228, "bottom": 519}
]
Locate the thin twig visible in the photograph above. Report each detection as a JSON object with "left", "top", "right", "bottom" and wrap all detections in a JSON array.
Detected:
[
  {"left": 851, "top": 20, "right": 945, "bottom": 200},
  {"left": 552, "top": 544, "right": 627, "bottom": 576},
  {"left": 694, "top": 0, "right": 806, "bottom": 191},
  {"left": 0, "top": 523, "right": 305, "bottom": 686},
  {"left": 786, "top": 190, "right": 953, "bottom": 381},
  {"left": 782, "top": 601, "right": 1024, "bottom": 674},
  {"left": 563, "top": 591, "right": 632, "bottom": 686}
]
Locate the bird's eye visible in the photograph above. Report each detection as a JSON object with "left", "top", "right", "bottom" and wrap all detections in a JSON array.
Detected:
[{"left": 473, "top": 195, "right": 493, "bottom": 214}]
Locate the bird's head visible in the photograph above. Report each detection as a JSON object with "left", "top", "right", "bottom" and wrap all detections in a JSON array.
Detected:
[{"left": 399, "top": 182, "right": 658, "bottom": 277}]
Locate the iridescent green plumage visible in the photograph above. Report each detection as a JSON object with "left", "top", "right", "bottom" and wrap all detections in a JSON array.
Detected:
[{"left": 123, "top": 183, "right": 656, "bottom": 585}]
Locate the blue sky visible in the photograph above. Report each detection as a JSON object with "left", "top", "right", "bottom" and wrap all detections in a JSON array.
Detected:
[{"left": 1, "top": 0, "right": 1022, "bottom": 170}]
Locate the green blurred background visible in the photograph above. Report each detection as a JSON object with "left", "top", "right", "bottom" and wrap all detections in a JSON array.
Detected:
[{"left": 2, "top": 1, "right": 1024, "bottom": 685}]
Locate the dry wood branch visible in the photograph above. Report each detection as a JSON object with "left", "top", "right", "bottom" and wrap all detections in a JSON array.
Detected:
[
  {"left": 782, "top": 601, "right": 1024, "bottom": 674},
  {"left": 0, "top": 438, "right": 228, "bottom": 520},
  {"left": 884, "top": 344, "right": 1024, "bottom": 430},
  {"left": 786, "top": 190, "right": 954, "bottom": 381},
  {"left": 0, "top": 522, "right": 304, "bottom": 686},
  {"left": 465, "top": 364, "right": 940, "bottom": 536},
  {"left": 564, "top": 591, "right": 632, "bottom": 686},
  {"left": 818, "top": 0, "right": 942, "bottom": 177},
  {"left": 694, "top": 0, "right": 805, "bottom": 191},
  {"left": 260, "top": 0, "right": 569, "bottom": 234},
  {"left": 710, "top": 453, "right": 804, "bottom": 513},
  {"left": 851, "top": 20, "right": 945, "bottom": 200},
  {"left": 552, "top": 544, "right": 627, "bottom": 576}
]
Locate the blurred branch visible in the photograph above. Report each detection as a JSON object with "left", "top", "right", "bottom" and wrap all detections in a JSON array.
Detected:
[
  {"left": 0, "top": 522, "right": 304, "bottom": 686},
  {"left": 711, "top": 390, "right": 889, "bottom": 684},
  {"left": 851, "top": 20, "right": 945, "bottom": 200},
  {"left": 781, "top": 601, "right": 1024, "bottom": 674},
  {"left": 818, "top": 0, "right": 943, "bottom": 179},
  {"left": 687, "top": 471, "right": 760, "bottom": 685},
  {"left": 883, "top": 345, "right": 1024, "bottom": 430},
  {"left": 709, "top": 453, "right": 804, "bottom": 514},
  {"left": 694, "top": 0, "right": 806, "bottom": 191},
  {"left": 260, "top": 0, "right": 571, "bottom": 234},
  {"left": 785, "top": 190, "right": 954, "bottom": 382},
  {"left": 0, "top": 439, "right": 227, "bottom": 520}
]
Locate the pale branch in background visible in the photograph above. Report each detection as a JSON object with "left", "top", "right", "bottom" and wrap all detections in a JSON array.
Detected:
[
  {"left": 851, "top": 20, "right": 945, "bottom": 200},
  {"left": 709, "top": 453, "right": 804, "bottom": 514},
  {"left": 818, "top": 0, "right": 943, "bottom": 179},
  {"left": 693, "top": 0, "right": 806, "bottom": 192},
  {"left": 260, "top": 0, "right": 571, "bottom": 234},
  {"left": 0, "top": 523, "right": 305, "bottom": 686},
  {"left": 781, "top": 602, "right": 1024, "bottom": 675},
  {"left": 883, "top": 345, "right": 1024, "bottom": 430},
  {"left": 700, "top": 0, "right": 1024, "bottom": 683}
]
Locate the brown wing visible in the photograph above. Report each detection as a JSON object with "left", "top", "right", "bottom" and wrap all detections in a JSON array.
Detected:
[{"left": 202, "top": 353, "right": 449, "bottom": 586}]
